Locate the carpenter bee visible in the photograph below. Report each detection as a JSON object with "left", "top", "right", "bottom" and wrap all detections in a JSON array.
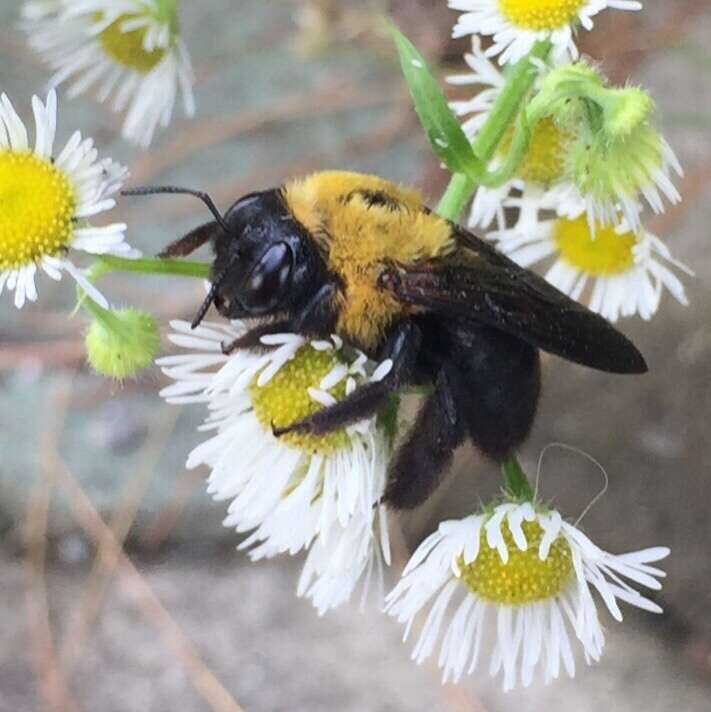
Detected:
[{"left": 123, "top": 171, "right": 647, "bottom": 509}]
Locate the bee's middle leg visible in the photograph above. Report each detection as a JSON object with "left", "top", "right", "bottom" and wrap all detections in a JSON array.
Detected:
[{"left": 272, "top": 320, "right": 421, "bottom": 437}]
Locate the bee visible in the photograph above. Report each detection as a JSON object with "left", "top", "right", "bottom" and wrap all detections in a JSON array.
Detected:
[{"left": 124, "top": 171, "right": 647, "bottom": 509}]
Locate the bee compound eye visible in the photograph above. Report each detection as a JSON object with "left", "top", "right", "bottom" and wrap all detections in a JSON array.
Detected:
[{"left": 242, "top": 243, "right": 293, "bottom": 311}]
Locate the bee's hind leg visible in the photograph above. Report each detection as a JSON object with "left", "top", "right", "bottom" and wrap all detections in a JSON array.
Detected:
[
  {"left": 383, "top": 367, "right": 467, "bottom": 510},
  {"left": 272, "top": 320, "right": 421, "bottom": 437}
]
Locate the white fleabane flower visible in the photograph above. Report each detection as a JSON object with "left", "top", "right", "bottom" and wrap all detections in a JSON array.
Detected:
[
  {"left": 567, "top": 124, "right": 682, "bottom": 234},
  {"left": 450, "top": 0, "right": 642, "bottom": 65},
  {"left": 0, "top": 90, "right": 132, "bottom": 309},
  {"left": 450, "top": 41, "right": 579, "bottom": 234},
  {"left": 451, "top": 42, "right": 682, "bottom": 239},
  {"left": 157, "top": 320, "right": 393, "bottom": 612},
  {"left": 23, "top": 0, "right": 195, "bottom": 147},
  {"left": 490, "top": 215, "right": 692, "bottom": 322},
  {"left": 386, "top": 501, "right": 669, "bottom": 690}
]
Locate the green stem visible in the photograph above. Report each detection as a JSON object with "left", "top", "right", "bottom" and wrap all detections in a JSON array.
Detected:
[
  {"left": 155, "top": 0, "right": 179, "bottom": 20},
  {"left": 437, "top": 173, "right": 476, "bottom": 222},
  {"left": 80, "top": 287, "right": 129, "bottom": 338},
  {"left": 96, "top": 254, "right": 211, "bottom": 280},
  {"left": 472, "top": 41, "right": 551, "bottom": 162},
  {"left": 502, "top": 456, "right": 534, "bottom": 501},
  {"left": 436, "top": 39, "right": 552, "bottom": 221},
  {"left": 476, "top": 113, "right": 532, "bottom": 188}
]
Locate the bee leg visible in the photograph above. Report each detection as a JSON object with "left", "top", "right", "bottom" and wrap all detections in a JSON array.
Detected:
[
  {"left": 272, "top": 320, "right": 421, "bottom": 437},
  {"left": 220, "top": 321, "right": 293, "bottom": 355},
  {"left": 221, "top": 283, "right": 339, "bottom": 354},
  {"left": 158, "top": 221, "right": 217, "bottom": 258},
  {"left": 383, "top": 367, "right": 466, "bottom": 510},
  {"left": 290, "top": 282, "right": 339, "bottom": 333}
]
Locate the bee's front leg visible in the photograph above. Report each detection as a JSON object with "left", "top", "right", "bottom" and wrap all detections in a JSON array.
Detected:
[
  {"left": 220, "top": 282, "right": 339, "bottom": 355},
  {"left": 157, "top": 221, "right": 216, "bottom": 258},
  {"left": 272, "top": 320, "right": 421, "bottom": 437},
  {"left": 220, "top": 321, "right": 293, "bottom": 355},
  {"left": 290, "top": 282, "right": 339, "bottom": 333}
]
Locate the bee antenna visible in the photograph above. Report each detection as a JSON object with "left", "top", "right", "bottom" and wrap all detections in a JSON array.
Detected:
[
  {"left": 121, "top": 185, "right": 231, "bottom": 235},
  {"left": 190, "top": 260, "right": 235, "bottom": 330}
]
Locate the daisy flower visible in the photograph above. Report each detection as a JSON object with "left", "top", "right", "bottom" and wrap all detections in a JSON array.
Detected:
[
  {"left": 450, "top": 0, "right": 642, "bottom": 65},
  {"left": 490, "top": 215, "right": 692, "bottom": 322},
  {"left": 567, "top": 123, "right": 683, "bottom": 233},
  {"left": 450, "top": 41, "right": 579, "bottom": 233},
  {"left": 386, "top": 500, "right": 669, "bottom": 690},
  {"left": 23, "top": 0, "right": 195, "bottom": 147},
  {"left": 157, "top": 320, "right": 394, "bottom": 611},
  {"left": 451, "top": 42, "right": 682, "bottom": 236},
  {"left": 0, "top": 90, "right": 132, "bottom": 309}
]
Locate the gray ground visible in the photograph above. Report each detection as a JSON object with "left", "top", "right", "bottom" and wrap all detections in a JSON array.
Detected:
[{"left": 2, "top": 1, "right": 711, "bottom": 710}]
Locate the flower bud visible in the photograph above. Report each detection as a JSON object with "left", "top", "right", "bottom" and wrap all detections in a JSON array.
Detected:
[
  {"left": 601, "top": 86, "right": 655, "bottom": 138},
  {"left": 85, "top": 308, "right": 160, "bottom": 380}
]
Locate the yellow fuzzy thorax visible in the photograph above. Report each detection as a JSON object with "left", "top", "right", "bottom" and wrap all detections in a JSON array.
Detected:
[{"left": 283, "top": 171, "right": 453, "bottom": 350}]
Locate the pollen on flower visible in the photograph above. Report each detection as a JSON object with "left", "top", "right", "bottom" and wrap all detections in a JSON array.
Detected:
[
  {"left": 99, "top": 14, "right": 166, "bottom": 73},
  {"left": 554, "top": 216, "right": 636, "bottom": 275},
  {"left": 249, "top": 346, "right": 350, "bottom": 454},
  {"left": 0, "top": 151, "right": 76, "bottom": 271},
  {"left": 500, "top": 117, "right": 571, "bottom": 186},
  {"left": 457, "top": 520, "right": 573, "bottom": 605},
  {"left": 497, "top": 0, "right": 586, "bottom": 31}
]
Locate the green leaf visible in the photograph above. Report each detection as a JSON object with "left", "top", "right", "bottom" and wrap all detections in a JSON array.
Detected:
[{"left": 388, "top": 22, "right": 482, "bottom": 178}]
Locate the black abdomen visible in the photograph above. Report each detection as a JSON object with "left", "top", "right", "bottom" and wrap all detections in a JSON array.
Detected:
[
  {"left": 419, "top": 316, "right": 541, "bottom": 460},
  {"left": 383, "top": 316, "right": 541, "bottom": 510}
]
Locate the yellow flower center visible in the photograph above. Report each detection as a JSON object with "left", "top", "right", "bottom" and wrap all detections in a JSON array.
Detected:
[
  {"left": 498, "top": 0, "right": 586, "bottom": 31},
  {"left": 554, "top": 216, "right": 636, "bottom": 275},
  {"left": 0, "top": 151, "right": 76, "bottom": 271},
  {"left": 500, "top": 117, "right": 571, "bottom": 186},
  {"left": 249, "top": 346, "right": 350, "bottom": 454},
  {"left": 457, "top": 520, "right": 573, "bottom": 605},
  {"left": 99, "top": 14, "right": 166, "bottom": 73}
]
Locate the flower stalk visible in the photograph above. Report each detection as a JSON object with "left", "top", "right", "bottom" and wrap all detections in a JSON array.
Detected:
[
  {"left": 94, "top": 254, "right": 210, "bottom": 280},
  {"left": 437, "top": 40, "right": 551, "bottom": 220},
  {"left": 502, "top": 456, "right": 534, "bottom": 501},
  {"left": 154, "top": 0, "right": 181, "bottom": 33}
]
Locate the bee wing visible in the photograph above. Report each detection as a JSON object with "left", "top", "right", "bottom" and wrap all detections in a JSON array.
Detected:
[{"left": 387, "top": 227, "right": 647, "bottom": 374}]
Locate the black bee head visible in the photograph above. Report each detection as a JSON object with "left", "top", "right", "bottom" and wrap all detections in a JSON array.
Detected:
[
  {"left": 203, "top": 189, "right": 321, "bottom": 327},
  {"left": 121, "top": 184, "right": 322, "bottom": 330},
  {"left": 208, "top": 190, "right": 294, "bottom": 319}
]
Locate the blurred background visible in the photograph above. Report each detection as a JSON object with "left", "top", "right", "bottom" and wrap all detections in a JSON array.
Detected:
[{"left": 2, "top": 0, "right": 711, "bottom": 710}]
